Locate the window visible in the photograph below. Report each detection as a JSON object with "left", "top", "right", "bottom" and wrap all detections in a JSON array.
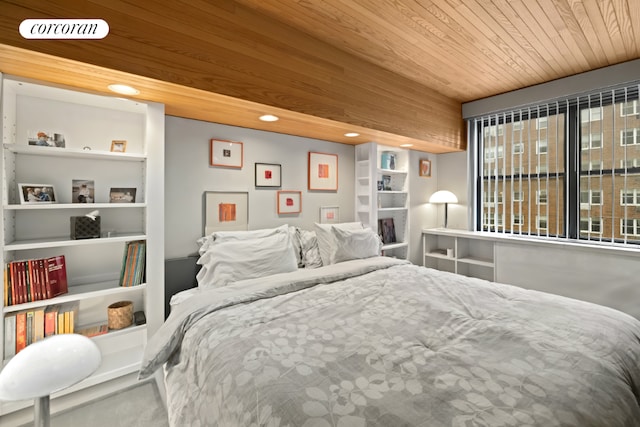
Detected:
[
  {"left": 484, "top": 191, "right": 503, "bottom": 205},
  {"left": 621, "top": 219, "right": 640, "bottom": 236},
  {"left": 621, "top": 128, "right": 640, "bottom": 146},
  {"left": 581, "top": 133, "right": 602, "bottom": 150},
  {"left": 473, "top": 82, "right": 640, "bottom": 245},
  {"left": 621, "top": 100, "right": 638, "bottom": 116},
  {"left": 537, "top": 190, "right": 548, "bottom": 204},
  {"left": 536, "top": 139, "right": 548, "bottom": 154},
  {"left": 621, "top": 189, "right": 640, "bottom": 206},
  {"left": 581, "top": 107, "right": 602, "bottom": 122},
  {"left": 484, "top": 145, "right": 504, "bottom": 161}
]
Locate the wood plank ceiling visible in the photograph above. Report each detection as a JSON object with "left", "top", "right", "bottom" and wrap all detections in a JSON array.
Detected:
[{"left": 0, "top": 0, "right": 638, "bottom": 153}]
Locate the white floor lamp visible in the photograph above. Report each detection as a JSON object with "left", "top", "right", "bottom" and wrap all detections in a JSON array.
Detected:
[
  {"left": 0, "top": 334, "right": 101, "bottom": 427},
  {"left": 429, "top": 190, "right": 458, "bottom": 228}
]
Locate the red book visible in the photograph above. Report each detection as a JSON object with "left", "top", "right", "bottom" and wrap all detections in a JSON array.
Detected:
[
  {"left": 39, "top": 258, "right": 51, "bottom": 299},
  {"left": 15, "top": 310, "right": 27, "bottom": 353},
  {"left": 44, "top": 305, "right": 59, "bottom": 337},
  {"left": 27, "top": 260, "right": 39, "bottom": 302},
  {"left": 47, "top": 255, "right": 68, "bottom": 298}
]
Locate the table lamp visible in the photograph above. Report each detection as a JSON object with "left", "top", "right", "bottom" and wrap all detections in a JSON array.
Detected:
[{"left": 429, "top": 190, "right": 458, "bottom": 228}]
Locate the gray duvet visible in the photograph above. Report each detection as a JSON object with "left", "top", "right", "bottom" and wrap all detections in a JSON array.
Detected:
[{"left": 140, "top": 257, "right": 640, "bottom": 426}]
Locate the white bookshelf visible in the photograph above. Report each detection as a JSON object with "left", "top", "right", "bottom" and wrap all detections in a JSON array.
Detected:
[
  {"left": 355, "top": 142, "right": 409, "bottom": 259},
  {"left": 0, "top": 74, "right": 164, "bottom": 417},
  {"left": 422, "top": 228, "right": 496, "bottom": 281}
]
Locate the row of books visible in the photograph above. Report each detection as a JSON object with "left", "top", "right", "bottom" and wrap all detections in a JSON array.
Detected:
[
  {"left": 119, "top": 240, "right": 146, "bottom": 287},
  {"left": 3, "top": 302, "right": 82, "bottom": 358},
  {"left": 3, "top": 255, "right": 68, "bottom": 306}
]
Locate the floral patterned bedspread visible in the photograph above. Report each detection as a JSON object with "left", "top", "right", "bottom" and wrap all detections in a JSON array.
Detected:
[{"left": 140, "top": 257, "right": 640, "bottom": 426}]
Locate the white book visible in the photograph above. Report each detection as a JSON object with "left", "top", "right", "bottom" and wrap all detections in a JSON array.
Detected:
[{"left": 4, "top": 313, "right": 16, "bottom": 359}]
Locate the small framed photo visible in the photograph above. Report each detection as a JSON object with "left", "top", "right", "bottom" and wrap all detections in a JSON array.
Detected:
[
  {"left": 111, "top": 140, "right": 127, "bottom": 153},
  {"left": 204, "top": 191, "right": 248, "bottom": 235},
  {"left": 319, "top": 206, "right": 340, "bottom": 224},
  {"left": 72, "top": 179, "right": 95, "bottom": 203},
  {"left": 308, "top": 151, "right": 338, "bottom": 191},
  {"left": 27, "top": 130, "right": 65, "bottom": 148},
  {"left": 19, "top": 183, "right": 56, "bottom": 204},
  {"left": 277, "top": 191, "right": 302, "bottom": 214},
  {"left": 419, "top": 159, "right": 432, "bottom": 177},
  {"left": 255, "top": 163, "right": 281, "bottom": 187},
  {"left": 109, "top": 187, "right": 137, "bottom": 203},
  {"left": 210, "top": 139, "right": 243, "bottom": 168}
]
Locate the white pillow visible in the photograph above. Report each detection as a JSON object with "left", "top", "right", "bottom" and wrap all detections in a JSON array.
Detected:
[
  {"left": 196, "top": 224, "right": 289, "bottom": 255},
  {"left": 314, "top": 222, "right": 363, "bottom": 266},
  {"left": 331, "top": 227, "right": 381, "bottom": 263},
  {"left": 196, "top": 231, "right": 297, "bottom": 288}
]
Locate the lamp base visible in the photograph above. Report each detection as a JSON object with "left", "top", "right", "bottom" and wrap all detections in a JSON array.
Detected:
[{"left": 34, "top": 395, "right": 50, "bottom": 427}]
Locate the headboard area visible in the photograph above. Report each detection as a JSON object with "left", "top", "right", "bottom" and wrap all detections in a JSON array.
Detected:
[{"left": 164, "top": 255, "right": 201, "bottom": 319}]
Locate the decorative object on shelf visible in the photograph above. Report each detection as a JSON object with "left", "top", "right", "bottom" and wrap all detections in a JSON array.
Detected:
[
  {"left": 82, "top": 146, "right": 92, "bottom": 151},
  {"left": 72, "top": 179, "right": 95, "bottom": 203},
  {"left": 0, "top": 333, "right": 101, "bottom": 427},
  {"left": 110, "top": 140, "right": 127, "bottom": 152},
  {"left": 210, "top": 138, "right": 243, "bottom": 168},
  {"left": 27, "top": 130, "right": 65, "bottom": 148},
  {"left": 119, "top": 240, "right": 146, "bottom": 287},
  {"left": 419, "top": 159, "right": 432, "bottom": 177},
  {"left": 70, "top": 210, "right": 101, "bottom": 239},
  {"left": 382, "top": 175, "right": 392, "bottom": 191},
  {"left": 277, "top": 190, "right": 302, "bottom": 214},
  {"left": 204, "top": 191, "right": 248, "bottom": 234},
  {"left": 429, "top": 190, "right": 458, "bottom": 228},
  {"left": 109, "top": 187, "right": 136, "bottom": 203},
  {"left": 319, "top": 206, "right": 340, "bottom": 224},
  {"left": 108, "top": 300, "right": 134, "bottom": 330},
  {"left": 18, "top": 183, "right": 57, "bottom": 204},
  {"left": 379, "top": 218, "right": 397, "bottom": 244},
  {"left": 308, "top": 151, "right": 338, "bottom": 191},
  {"left": 134, "top": 311, "right": 146, "bottom": 326},
  {"left": 380, "top": 151, "right": 396, "bottom": 170},
  {"left": 255, "top": 162, "right": 281, "bottom": 187},
  {"left": 377, "top": 180, "right": 384, "bottom": 191}
]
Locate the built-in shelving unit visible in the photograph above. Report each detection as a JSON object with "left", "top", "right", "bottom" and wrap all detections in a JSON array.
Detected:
[
  {"left": 355, "top": 142, "right": 409, "bottom": 259},
  {"left": 422, "top": 228, "right": 495, "bottom": 281},
  {"left": 0, "top": 74, "right": 164, "bottom": 418}
]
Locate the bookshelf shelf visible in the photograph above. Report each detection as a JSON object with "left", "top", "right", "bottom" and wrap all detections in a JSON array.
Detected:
[
  {"left": 4, "top": 203, "right": 147, "bottom": 210},
  {"left": 5, "top": 233, "right": 147, "bottom": 251},
  {"left": 3, "top": 143, "right": 146, "bottom": 162},
  {"left": 3, "top": 283, "right": 147, "bottom": 314}
]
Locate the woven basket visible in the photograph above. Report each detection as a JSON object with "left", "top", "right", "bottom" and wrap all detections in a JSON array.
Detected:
[{"left": 108, "top": 301, "right": 133, "bottom": 330}]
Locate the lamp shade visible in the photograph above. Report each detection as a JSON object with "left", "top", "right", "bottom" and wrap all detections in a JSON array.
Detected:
[{"left": 429, "top": 190, "right": 458, "bottom": 204}]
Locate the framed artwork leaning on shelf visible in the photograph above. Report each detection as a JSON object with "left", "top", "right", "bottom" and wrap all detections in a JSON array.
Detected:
[
  {"left": 109, "top": 187, "right": 136, "bottom": 203},
  {"left": 19, "top": 183, "right": 57, "bottom": 204}
]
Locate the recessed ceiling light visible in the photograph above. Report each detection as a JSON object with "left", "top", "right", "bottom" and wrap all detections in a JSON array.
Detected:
[
  {"left": 400, "top": 143, "right": 413, "bottom": 147},
  {"left": 259, "top": 114, "right": 279, "bottom": 122},
  {"left": 344, "top": 132, "right": 360, "bottom": 137},
  {"left": 108, "top": 84, "right": 140, "bottom": 95}
]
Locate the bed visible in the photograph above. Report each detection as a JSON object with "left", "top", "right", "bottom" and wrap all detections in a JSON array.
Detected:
[{"left": 140, "top": 223, "right": 640, "bottom": 426}]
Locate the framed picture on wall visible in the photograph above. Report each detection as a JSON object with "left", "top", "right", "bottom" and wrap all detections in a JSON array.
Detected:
[
  {"left": 277, "top": 191, "right": 301, "bottom": 214},
  {"left": 210, "top": 139, "right": 243, "bottom": 168},
  {"left": 319, "top": 206, "right": 340, "bottom": 224},
  {"left": 419, "top": 159, "right": 432, "bottom": 177},
  {"left": 204, "top": 191, "right": 248, "bottom": 235},
  {"left": 255, "top": 163, "right": 281, "bottom": 187},
  {"left": 308, "top": 151, "right": 338, "bottom": 191}
]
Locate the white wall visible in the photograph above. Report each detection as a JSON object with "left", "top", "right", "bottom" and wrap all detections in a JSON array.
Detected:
[{"left": 165, "top": 116, "right": 355, "bottom": 258}]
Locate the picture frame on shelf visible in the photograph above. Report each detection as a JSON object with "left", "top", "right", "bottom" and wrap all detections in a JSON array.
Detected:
[
  {"left": 110, "top": 140, "right": 127, "bottom": 153},
  {"left": 18, "top": 183, "right": 57, "bottom": 204},
  {"left": 204, "top": 191, "right": 248, "bottom": 235},
  {"left": 277, "top": 191, "right": 302, "bottom": 214},
  {"left": 72, "top": 179, "right": 95, "bottom": 203},
  {"left": 27, "top": 130, "right": 65, "bottom": 148},
  {"left": 210, "top": 139, "right": 243, "bottom": 168},
  {"left": 255, "top": 163, "right": 281, "bottom": 188},
  {"left": 308, "top": 151, "right": 338, "bottom": 191},
  {"left": 379, "top": 218, "right": 397, "bottom": 244},
  {"left": 319, "top": 206, "right": 340, "bottom": 224},
  {"left": 109, "top": 187, "right": 136, "bottom": 203},
  {"left": 419, "top": 159, "right": 432, "bottom": 177},
  {"left": 382, "top": 175, "right": 392, "bottom": 191}
]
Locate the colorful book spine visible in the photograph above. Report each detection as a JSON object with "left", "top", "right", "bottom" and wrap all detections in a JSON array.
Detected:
[
  {"left": 33, "top": 307, "right": 45, "bottom": 343},
  {"left": 3, "top": 314, "right": 16, "bottom": 359},
  {"left": 15, "top": 311, "right": 27, "bottom": 353}
]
